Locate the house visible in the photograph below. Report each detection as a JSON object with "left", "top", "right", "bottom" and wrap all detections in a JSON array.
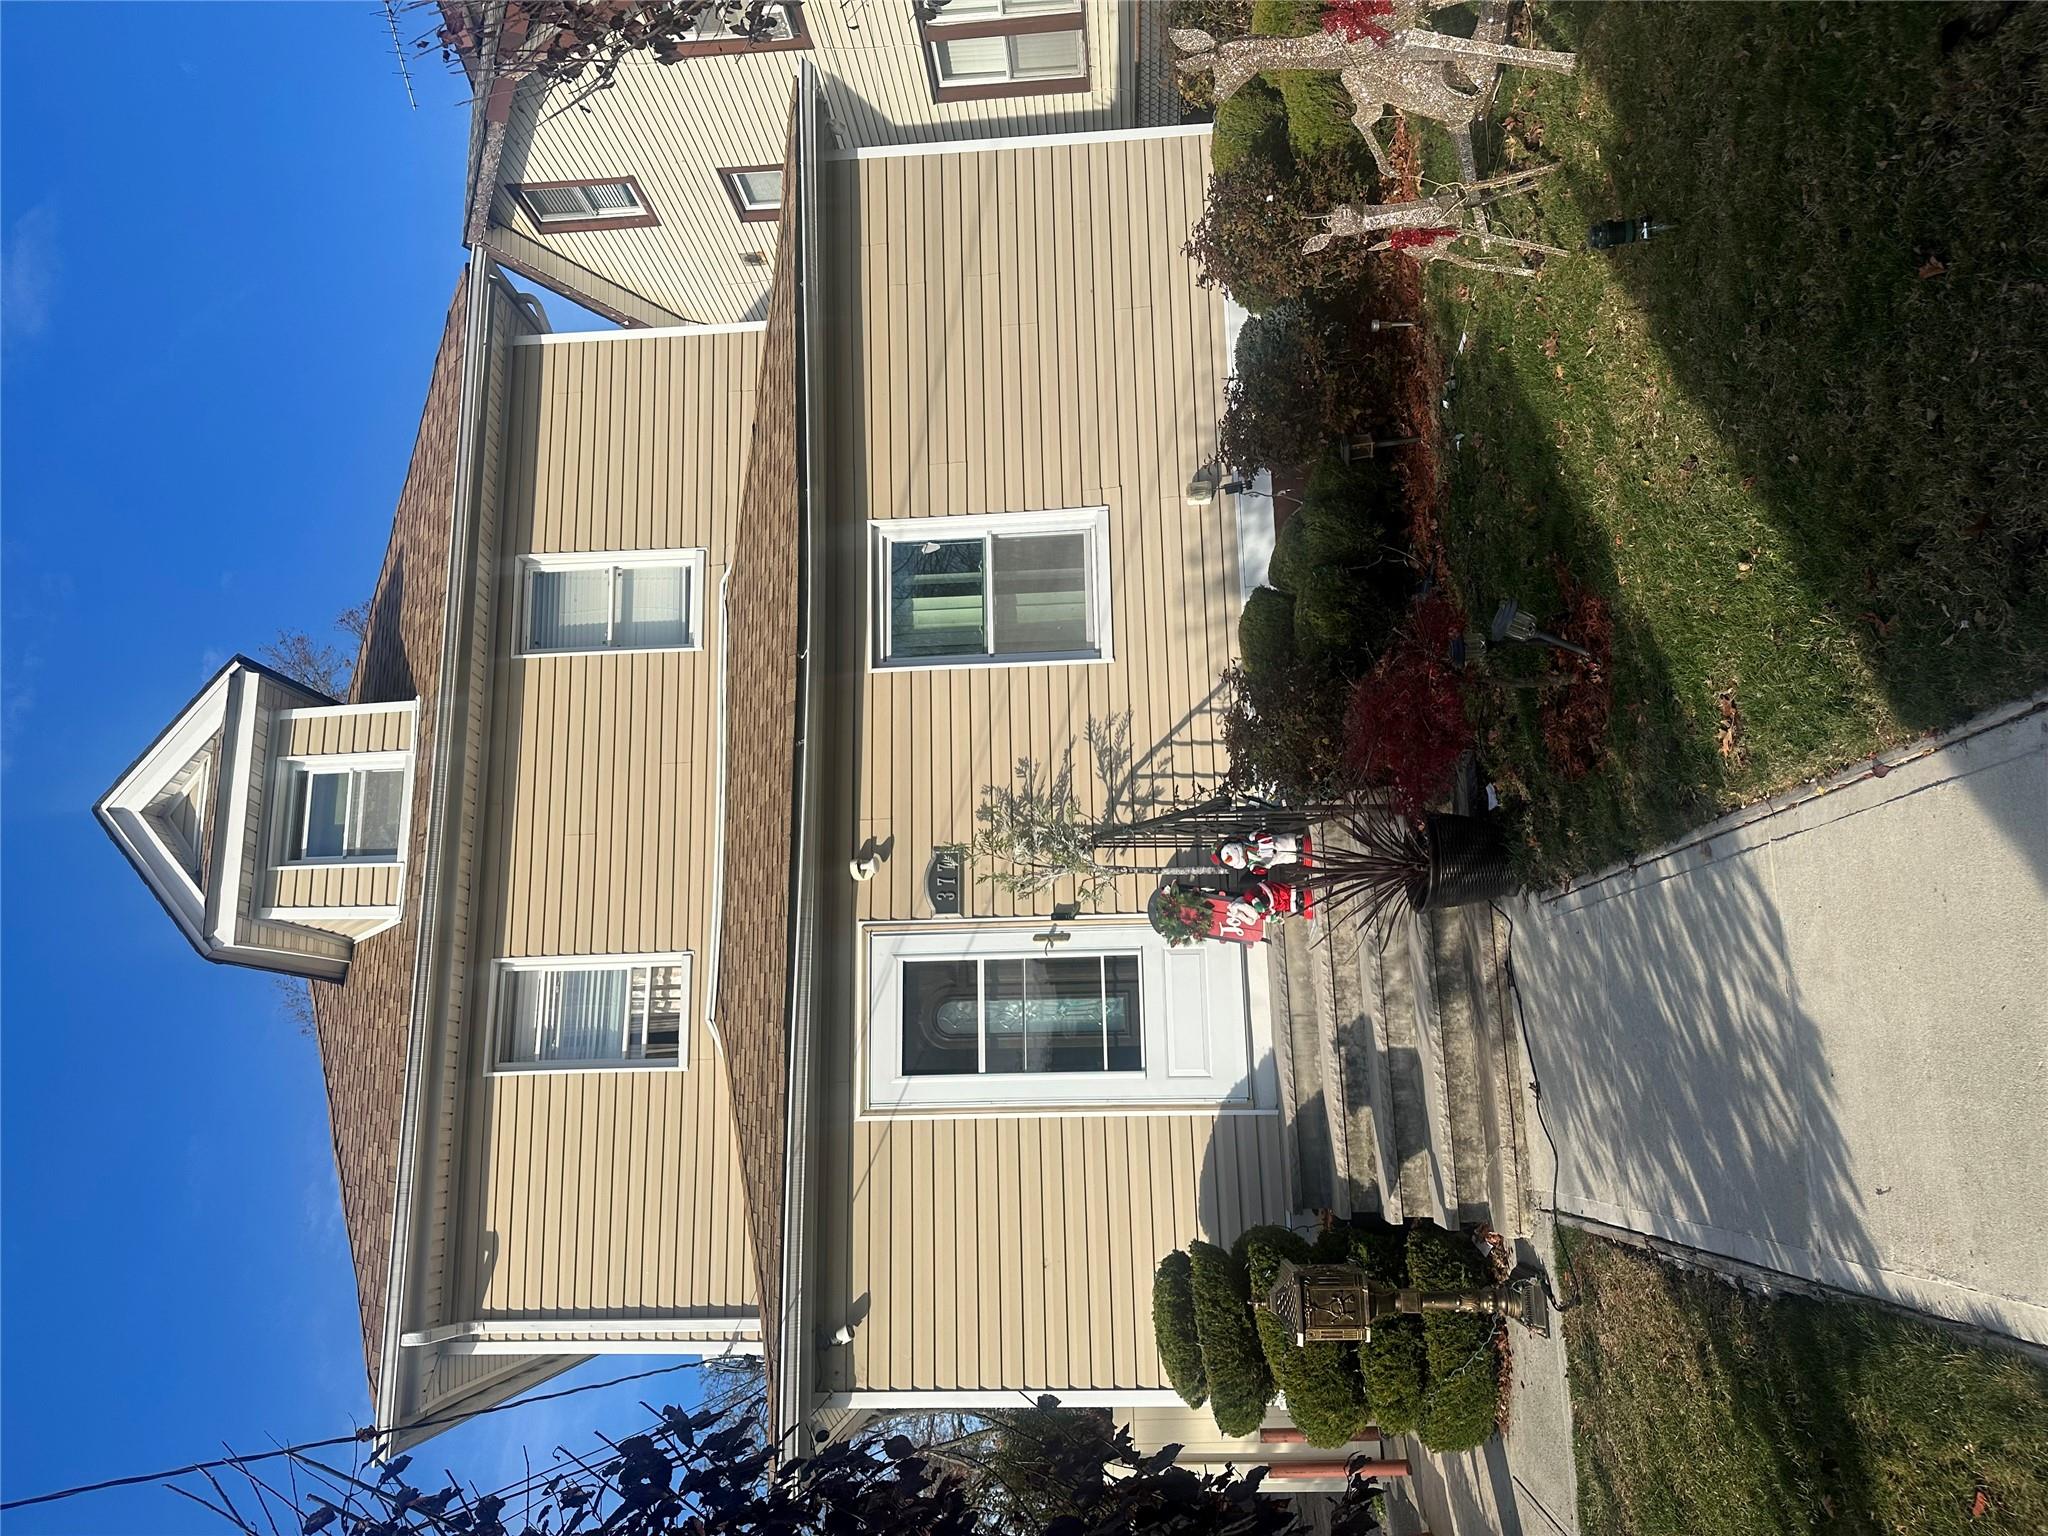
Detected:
[
  {"left": 101, "top": 67, "right": 1359, "bottom": 1472},
  {"left": 449, "top": 0, "right": 1185, "bottom": 328}
]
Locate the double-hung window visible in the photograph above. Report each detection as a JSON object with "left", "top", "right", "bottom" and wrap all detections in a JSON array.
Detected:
[
  {"left": 872, "top": 509, "right": 1109, "bottom": 667},
  {"left": 494, "top": 956, "right": 690, "bottom": 1070},
  {"left": 922, "top": 0, "right": 1087, "bottom": 101},
  {"left": 282, "top": 761, "right": 406, "bottom": 863},
  {"left": 520, "top": 549, "right": 706, "bottom": 656},
  {"left": 512, "top": 177, "right": 658, "bottom": 232}
]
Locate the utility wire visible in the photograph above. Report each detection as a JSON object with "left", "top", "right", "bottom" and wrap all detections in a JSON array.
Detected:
[{"left": 0, "top": 1357, "right": 712, "bottom": 1515}]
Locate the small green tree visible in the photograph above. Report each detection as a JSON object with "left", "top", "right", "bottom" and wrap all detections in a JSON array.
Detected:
[
  {"left": 1189, "top": 1240, "right": 1275, "bottom": 1435},
  {"left": 1237, "top": 1226, "right": 1370, "bottom": 1448},
  {"left": 1154, "top": 1250, "right": 1209, "bottom": 1408}
]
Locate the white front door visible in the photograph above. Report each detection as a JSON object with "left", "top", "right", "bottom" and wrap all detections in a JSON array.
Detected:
[{"left": 864, "top": 922, "right": 1262, "bottom": 1111}]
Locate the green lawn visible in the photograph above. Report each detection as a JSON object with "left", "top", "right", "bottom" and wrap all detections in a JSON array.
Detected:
[
  {"left": 1560, "top": 1232, "right": 2048, "bottom": 1536},
  {"left": 1414, "top": 2, "right": 2048, "bottom": 881}
]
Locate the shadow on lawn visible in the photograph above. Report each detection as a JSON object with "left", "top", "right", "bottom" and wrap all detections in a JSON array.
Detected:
[{"left": 1554, "top": 1, "right": 2048, "bottom": 733}]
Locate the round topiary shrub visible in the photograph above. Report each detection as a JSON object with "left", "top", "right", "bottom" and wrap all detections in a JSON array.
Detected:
[
  {"left": 1189, "top": 1239, "right": 1275, "bottom": 1435},
  {"left": 1360, "top": 1316, "right": 1427, "bottom": 1433},
  {"left": 1418, "top": 1313, "right": 1500, "bottom": 1451},
  {"left": 1238, "top": 586, "right": 1298, "bottom": 679},
  {"left": 1234, "top": 1225, "right": 1368, "bottom": 1448},
  {"left": 1348, "top": 1221, "right": 1409, "bottom": 1288},
  {"left": 1153, "top": 1249, "right": 1208, "bottom": 1408},
  {"left": 1213, "top": 78, "right": 1289, "bottom": 172},
  {"left": 1405, "top": 1224, "right": 1502, "bottom": 1451}
]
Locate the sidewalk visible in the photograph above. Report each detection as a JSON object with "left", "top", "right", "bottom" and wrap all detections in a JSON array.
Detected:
[{"left": 1509, "top": 693, "right": 2048, "bottom": 1345}]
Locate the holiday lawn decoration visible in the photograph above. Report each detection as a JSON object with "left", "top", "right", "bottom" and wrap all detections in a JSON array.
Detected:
[
  {"left": 1303, "top": 164, "right": 1567, "bottom": 277},
  {"left": 1169, "top": 6, "right": 1575, "bottom": 181},
  {"left": 1149, "top": 876, "right": 1314, "bottom": 947},
  {"left": 1212, "top": 828, "right": 1311, "bottom": 875}
]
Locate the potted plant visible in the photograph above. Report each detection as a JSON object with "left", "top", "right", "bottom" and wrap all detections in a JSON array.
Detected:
[{"left": 1308, "top": 811, "right": 1516, "bottom": 926}]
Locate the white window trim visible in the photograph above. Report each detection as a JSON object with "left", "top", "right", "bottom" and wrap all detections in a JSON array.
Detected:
[
  {"left": 724, "top": 167, "right": 784, "bottom": 213},
  {"left": 487, "top": 952, "right": 694, "bottom": 1074},
  {"left": 270, "top": 751, "right": 413, "bottom": 869},
  {"left": 868, "top": 507, "right": 1112, "bottom": 671},
  {"left": 527, "top": 180, "right": 647, "bottom": 224},
  {"left": 690, "top": 0, "right": 796, "bottom": 40},
  {"left": 931, "top": 31, "right": 1087, "bottom": 87},
  {"left": 864, "top": 923, "right": 1256, "bottom": 1111},
  {"left": 517, "top": 548, "right": 709, "bottom": 658}
]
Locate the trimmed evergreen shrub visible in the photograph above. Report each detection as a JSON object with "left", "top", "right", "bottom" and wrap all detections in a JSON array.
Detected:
[
  {"left": 1220, "top": 656, "right": 1353, "bottom": 801},
  {"left": 1274, "top": 71, "right": 1365, "bottom": 161},
  {"left": 1406, "top": 1223, "right": 1491, "bottom": 1289},
  {"left": 1406, "top": 1224, "right": 1502, "bottom": 1451},
  {"left": 1361, "top": 1316, "right": 1428, "bottom": 1433},
  {"left": 1238, "top": 586, "right": 1298, "bottom": 679},
  {"left": 1189, "top": 1239, "right": 1275, "bottom": 1435},
  {"left": 1234, "top": 1225, "right": 1367, "bottom": 1448},
  {"left": 1255, "top": 1312, "right": 1371, "bottom": 1447},
  {"left": 1153, "top": 1249, "right": 1208, "bottom": 1408},
  {"left": 1309, "top": 1224, "right": 1356, "bottom": 1263},
  {"left": 1212, "top": 78, "right": 1289, "bottom": 172},
  {"left": 1348, "top": 1222, "right": 1409, "bottom": 1288},
  {"left": 1233, "top": 1223, "right": 1312, "bottom": 1293},
  {"left": 1418, "top": 1312, "right": 1500, "bottom": 1451},
  {"left": 1249, "top": 0, "right": 1320, "bottom": 35}
]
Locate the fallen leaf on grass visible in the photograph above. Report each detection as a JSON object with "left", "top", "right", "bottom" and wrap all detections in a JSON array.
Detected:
[
  {"left": 1741, "top": 473, "right": 1758, "bottom": 491},
  {"left": 1554, "top": 364, "right": 1565, "bottom": 381},
  {"left": 1542, "top": 332, "right": 1559, "bottom": 359},
  {"left": 1918, "top": 255, "right": 1947, "bottom": 280},
  {"left": 1716, "top": 689, "right": 1743, "bottom": 760},
  {"left": 1860, "top": 611, "right": 1896, "bottom": 638}
]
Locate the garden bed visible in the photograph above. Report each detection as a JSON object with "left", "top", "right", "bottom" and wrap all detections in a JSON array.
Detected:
[{"left": 1202, "top": 1, "right": 2048, "bottom": 884}]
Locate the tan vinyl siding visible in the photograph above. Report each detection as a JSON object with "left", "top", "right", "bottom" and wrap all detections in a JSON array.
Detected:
[
  {"left": 491, "top": 1, "right": 1158, "bottom": 324},
  {"left": 815, "top": 129, "right": 1281, "bottom": 1396},
  {"left": 284, "top": 705, "right": 416, "bottom": 756},
  {"left": 230, "top": 677, "right": 350, "bottom": 965},
  {"left": 452, "top": 326, "right": 763, "bottom": 1321},
  {"left": 265, "top": 862, "right": 403, "bottom": 909},
  {"left": 834, "top": 131, "right": 1236, "bottom": 925}
]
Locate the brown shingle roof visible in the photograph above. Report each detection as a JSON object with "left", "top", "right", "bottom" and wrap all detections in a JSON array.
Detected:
[
  {"left": 310, "top": 275, "right": 470, "bottom": 1404},
  {"left": 714, "top": 147, "right": 803, "bottom": 1407}
]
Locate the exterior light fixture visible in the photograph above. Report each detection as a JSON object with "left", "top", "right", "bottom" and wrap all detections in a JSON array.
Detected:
[
  {"left": 1587, "top": 214, "right": 1676, "bottom": 250},
  {"left": 1264, "top": 1258, "right": 1551, "bottom": 1345}
]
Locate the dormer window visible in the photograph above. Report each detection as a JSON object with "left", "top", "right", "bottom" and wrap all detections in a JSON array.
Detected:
[
  {"left": 671, "top": 1, "right": 809, "bottom": 54},
  {"left": 511, "top": 178, "right": 659, "bottom": 233},
  {"left": 284, "top": 761, "right": 406, "bottom": 862}
]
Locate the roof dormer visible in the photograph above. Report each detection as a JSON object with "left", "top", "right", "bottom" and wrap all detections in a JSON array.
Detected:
[{"left": 96, "top": 657, "right": 420, "bottom": 980}]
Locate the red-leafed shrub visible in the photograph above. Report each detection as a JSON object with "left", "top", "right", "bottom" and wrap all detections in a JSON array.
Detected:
[
  {"left": 1322, "top": 0, "right": 1394, "bottom": 45},
  {"left": 1538, "top": 566, "right": 1615, "bottom": 781},
  {"left": 1344, "top": 593, "right": 1472, "bottom": 813}
]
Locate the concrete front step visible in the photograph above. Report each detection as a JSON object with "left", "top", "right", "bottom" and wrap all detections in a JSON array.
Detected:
[{"left": 1273, "top": 878, "right": 1530, "bottom": 1240}]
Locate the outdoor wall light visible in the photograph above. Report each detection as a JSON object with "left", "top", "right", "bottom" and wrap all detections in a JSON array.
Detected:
[
  {"left": 1186, "top": 461, "right": 1246, "bottom": 506},
  {"left": 1587, "top": 214, "right": 1677, "bottom": 250}
]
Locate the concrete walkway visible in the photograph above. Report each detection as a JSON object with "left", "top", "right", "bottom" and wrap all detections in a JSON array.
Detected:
[{"left": 1510, "top": 693, "right": 2048, "bottom": 1345}]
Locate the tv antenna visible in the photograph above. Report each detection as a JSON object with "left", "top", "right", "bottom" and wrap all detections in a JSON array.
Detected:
[{"left": 383, "top": 0, "right": 420, "bottom": 110}]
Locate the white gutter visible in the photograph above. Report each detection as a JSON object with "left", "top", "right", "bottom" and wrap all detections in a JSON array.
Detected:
[
  {"left": 819, "top": 1390, "right": 1190, "bottom": 1411},
  {"left": 402, "top": 1314, "right": 760, "bottom": 1347},
  {"left": 701, "top": 570, "right": 734, "bottom": 1046},
  {"left": 374, "top": 247, "right": 499, "bottom": 1447},
  {"left": 774, "top": 58, "right": 827, "bottom": 1454}
]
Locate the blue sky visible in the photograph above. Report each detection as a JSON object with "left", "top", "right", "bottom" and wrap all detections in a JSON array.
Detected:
[{"left": 0, "top": 6, "right": 692, "bottom": 1531}]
